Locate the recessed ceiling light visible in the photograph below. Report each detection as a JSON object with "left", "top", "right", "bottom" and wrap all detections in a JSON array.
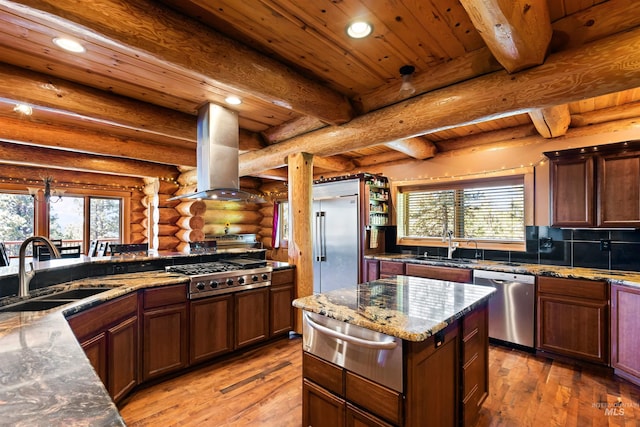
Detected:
[
  {"left": 13, "top": 104, "right": 33, "bottom": 115},
  {"left": 225, "top": 96, "right": 242, "bottom": 105},
  {"left": 52, "top": 37, "right": 86, "bottom": 53},
  {"left": 347, "top": 21, "right": 372, "bottom": 39}
]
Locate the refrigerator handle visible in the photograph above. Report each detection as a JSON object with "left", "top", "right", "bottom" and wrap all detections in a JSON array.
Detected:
[
  {"left": 315, "top": 212, "right": 326, "bottom": 262},
  {"left": 320, "top": 211, "right": 326, "bottom": 261}
]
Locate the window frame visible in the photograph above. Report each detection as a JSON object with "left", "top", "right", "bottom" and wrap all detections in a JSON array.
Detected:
[
  {"left": 0, "top": 183, "right": 131, "bottom": 257},
  {"left": 391, "top": 167, "right": 534, "bottom": 252}
]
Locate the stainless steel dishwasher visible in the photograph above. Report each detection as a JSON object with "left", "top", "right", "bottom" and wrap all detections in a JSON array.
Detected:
[{"left": 473, "top": 270, "right": 535, "bottom": 349}]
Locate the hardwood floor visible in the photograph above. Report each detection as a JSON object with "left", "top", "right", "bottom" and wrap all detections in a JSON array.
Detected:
[{"left": 120, "top": 336, "right": 640, "bottom": 426}]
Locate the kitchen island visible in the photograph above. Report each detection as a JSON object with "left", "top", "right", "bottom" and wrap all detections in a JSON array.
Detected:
[{"left": 293, "top": 275, "right": 496, "bottom": 427}]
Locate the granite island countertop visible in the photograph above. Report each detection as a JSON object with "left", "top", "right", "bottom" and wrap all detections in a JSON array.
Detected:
[{"left": 293, "top": 275, "right": 496, "bottom": 342}]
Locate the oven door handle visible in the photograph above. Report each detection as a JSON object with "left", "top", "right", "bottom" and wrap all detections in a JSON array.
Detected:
[{"left": 304, "top": 312, "right": 398, "bottom": 350}]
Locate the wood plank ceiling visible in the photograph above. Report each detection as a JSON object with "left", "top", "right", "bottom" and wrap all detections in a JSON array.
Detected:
[{"left": 0, "top": 0, "right": 639, "bottom": 182}]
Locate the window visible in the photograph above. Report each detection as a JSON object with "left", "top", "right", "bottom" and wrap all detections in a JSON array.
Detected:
[
  {"left": 272, "top": 200, "right": 289, "bottom": 248},
  {"left": 0, "top": 188, "right": 126, "bottom": 259},
  {"left": 0, "top": 192, "right": 35, "bottom": 257},
  {"left": 395, "top": 173, "right": 531, "bottom": 249}
]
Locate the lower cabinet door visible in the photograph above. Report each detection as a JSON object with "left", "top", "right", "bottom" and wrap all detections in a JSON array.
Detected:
[
  {"left": 142, "top": 304, "right": 188, "bottom": 380},
  {"left": 346, "top": 403, "right": 394, "bottom": 427},
  {"left": 235, "top": 288, "right": 269, "bottom": 348},
  {"left": 80, "top": 332, "right": 107, "bottom": 386},
  {"left": 108, "top": 316, "right": 138, "bottom": 403},
  {"left": 190, "top": 295, "right": 234, "bottom": 364},
  {"left": 303, "top": 379, "right": 345, "bottom": 427}
]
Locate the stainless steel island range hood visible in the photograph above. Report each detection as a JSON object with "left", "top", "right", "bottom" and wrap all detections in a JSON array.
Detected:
[{"left": 172, "top": 103, "right": 262, "bottom": 202}]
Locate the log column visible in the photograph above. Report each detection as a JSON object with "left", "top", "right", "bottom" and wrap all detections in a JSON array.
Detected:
[
  {"left": 287, "top": 152, "right": 314, "bottom": 333},
  {"left": 142, "top": 178, "right": 160, "bottom": 252}
]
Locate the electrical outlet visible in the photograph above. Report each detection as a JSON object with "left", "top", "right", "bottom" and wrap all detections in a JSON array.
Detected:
[
  {"left": 600, "top": 239, "right": 611, "bottom": 251},
  {"left": 540, "top": 237, "right": 553, "bottom": 249}
]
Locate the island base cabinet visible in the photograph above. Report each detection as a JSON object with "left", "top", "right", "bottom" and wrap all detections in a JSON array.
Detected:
[
  {"left": 405, "top": 321, "right": 460, "bottom": 427},
  {"left": 80, "top": 332, "right": 107, "bottom": 386},
  {"left": 303, "top": 379, "right": 345, "bottom": 427},
  {"left": 611, "top": 284, "right": 640, "bottom": 386}
]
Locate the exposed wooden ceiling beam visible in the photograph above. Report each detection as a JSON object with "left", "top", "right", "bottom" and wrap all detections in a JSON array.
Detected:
[
  {"left": 262, "top": 116, "right": 327, "bottom": 145},
  {"left": 436, "top": 124, "right": 538, "bottom": 152},
  {"left": 529, "top": 105, "right": 571, "bottom": 138},
  {"left": 0, "top": 141, "right": 178, "bottom": 178},
  {"left": 358, "top": 0, "right": 638, "bottom": 115},
  {"left": 0, "top": 116, "right": 195, "bottom": 165},
  {"left": 0, "top": 62, "right": 195, "bottom": 141},
  {"left": 460, "top": 0, "right": 552, "bottom": 73},
  {"left": 571, "top": 100, "right": 640, "bottom": 127},
  {"left": 313, "top": 156, "right": 356, "bottom": 172},
  {"left": 353, "top": 151, "right": 409, "bottom": 168},
  {"left": 239, "top": 28, "right": 640, "bottom": 176},
  {"left": 0, "top": 164, "right": 144, "bottom": 190},
  {"left": 2, "top": 0, "right": 352, "bottom": 125},
  {"left": 385, "top": 137, "right": 437, "bottom": 160}
]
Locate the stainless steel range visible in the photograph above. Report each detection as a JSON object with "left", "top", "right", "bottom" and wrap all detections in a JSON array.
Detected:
[{"left": 166, "top": 259, "right": 272, "bottom": 299}]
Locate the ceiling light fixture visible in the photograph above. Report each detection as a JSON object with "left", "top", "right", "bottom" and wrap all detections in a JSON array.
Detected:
[
  {"left": 347, "top": 21, "right": 372, "bottom": 39},
  {"left": 27, "top": 176, "right": 65, "bottom": 204},
  {"left": 225, "top": 96, "right": 242, "bottom": 105},
  {"left": 399, "top": 65, "right": 416, "bottom": 96},
  {"left": 13, "top": 104, "right": 33, "bottom": 116},
  {"left": 52, "top": 37, "right": 86, "bottom": 53}
]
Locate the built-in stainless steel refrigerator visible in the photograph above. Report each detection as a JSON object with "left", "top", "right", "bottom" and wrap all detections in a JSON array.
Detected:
[{"left": 313, "top": 179, "right": 360, "bottom": 294}]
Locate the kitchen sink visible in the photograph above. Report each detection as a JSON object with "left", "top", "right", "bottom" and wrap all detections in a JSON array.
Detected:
[
  {"left": 0, "top": 299, "right": 73, "bottom": 312},
  {"left": 38, "top": 287, "right": 111, "bottom": 300},
  {"left": 0, "top": 287, "right": 111, "bottom": 312}
]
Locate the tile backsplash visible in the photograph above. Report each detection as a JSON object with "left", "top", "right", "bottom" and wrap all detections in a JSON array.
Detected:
[{"left": 393, "top": 226, "right": 640, "bottom": 272}]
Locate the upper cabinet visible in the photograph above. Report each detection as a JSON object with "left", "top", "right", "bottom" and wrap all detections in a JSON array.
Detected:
[{"left": 546, "top": 142, "right": 640, "bottom": 228}]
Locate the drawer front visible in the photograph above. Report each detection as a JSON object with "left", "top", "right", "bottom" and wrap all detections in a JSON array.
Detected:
[
  {"left": 538, "top": 276, "right": 607, "bottom": 300},
  {"left": 303, "top": 352, "right": 344, "bottom": 396},
  {"left": 379, "top": 261, "right": 405, "bottom": 276},
  {"left": 271, "top": 268, "right": 295, "bottom": 286},
  {"left": 345, "top": 371, "right": 403, "bottom": 426},
  {"left": 405, "top": 263, "right": 472, "bottom": 283},
  {"left": 143, "top": 284, "right": 187, "bottom": 309}
]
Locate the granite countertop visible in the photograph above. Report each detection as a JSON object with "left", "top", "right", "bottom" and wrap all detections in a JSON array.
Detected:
[
  {"left": 0, "top": 270, "right": 189, "bottom": 426},
  {"left": 293, "top": 275, "right": 496, "bottom": 342},
  {"left": 366, "top": 253, "right": 640, "bottom": 290},
  {"left": 0, "top": 260, "right": 294, "bottom": 426}
]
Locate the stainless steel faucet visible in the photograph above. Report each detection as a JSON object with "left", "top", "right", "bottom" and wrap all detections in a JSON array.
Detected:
[
  {"left": 18, "top": 236, "right": 61, "bottom": 297},
  {"left": 444, "top": 230, "right": 458, "bottom": 259},
  {"left": 467, "top": 239, "right": 481, "bottom": 259}
]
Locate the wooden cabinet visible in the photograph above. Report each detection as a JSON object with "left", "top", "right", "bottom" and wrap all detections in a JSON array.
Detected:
[
  {"left": 379, "top": 260, "right": 405, "bottom": 279},
  {"left": 546, "top": 144, "right": 640, "bottom": 227},
  {"left": 108, "top": 316, "right": 138, "bottom": 402},
  {"left": 405, "top": 263, "right": 473, "bottom": 283},
  {"left": 303, "top": 352, "right": 402, "bottom": 426},
  {"left": 235, "top": 287, "right": 269, "bottom": 348},
  {"left": 536, "top": 276, "right": 609, "bottom": 365},
  {"left": 189, "top": 294, "right": 233, "bottom": 365},
  {"left": 141, "top": 284, "right": 188, "bottom": 381},
  {"left": 363, "top": 258, "right": 380, "bottom": 281},
  {"left": 270, "top": 269, "right": 295, "bottom": 337},
  {"left": 461, "top": 302, "right": 489, "bottom": 427},
  {"left": 611, "top": 283, "right": 640, "bottom": 386},
  {"left": 67, "top": 292, "right": 138, "bottom": 403},
  {"left": 598, "top": 151, "right": 640, "bottom": 227},
  {"left": 549, "top": 156, "right": 595, "bottom": 227},
  {"left": 405, "top": 321, "right": 460, "bottom": 427}
]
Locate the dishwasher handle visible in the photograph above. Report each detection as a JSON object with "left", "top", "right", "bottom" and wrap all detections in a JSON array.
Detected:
[{"left": 304, "top": 312, "right": 398, "bottom": 350}]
